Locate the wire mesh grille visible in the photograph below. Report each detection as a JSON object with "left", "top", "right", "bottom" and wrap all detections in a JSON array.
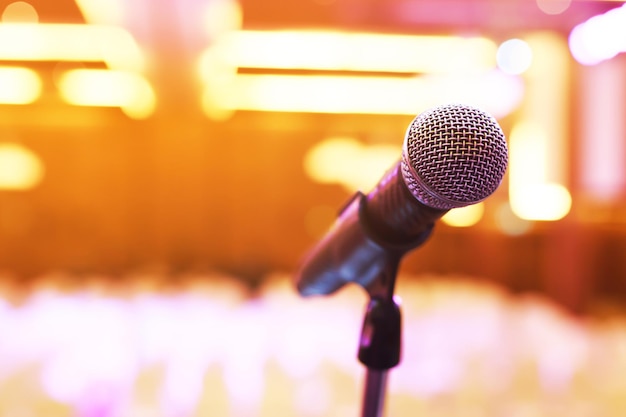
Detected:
[{"left": 401, "top": 104, "right": 508, "bottom": 209}]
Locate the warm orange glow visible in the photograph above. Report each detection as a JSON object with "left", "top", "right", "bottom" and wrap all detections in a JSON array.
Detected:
[
  {"left": 0, "top": 23, "right": 144, "bottom": 71},
  {"left": 304, "top": 205, "right": 337, "bottom": 238},
  {"left": 441, "top": 204, "right": 485, "bottom": 227},
  {"left": 225, "top": 31, "right": 497, "bottom": 74},
  {"left": 0, "top": 66, "right": 41, "bottom": 104},
  {"left": 58, "top": 69, "right": 156, "bottom": 119},
  {"left": 0, "top": 143, "right": 44, "bottom": 190}
]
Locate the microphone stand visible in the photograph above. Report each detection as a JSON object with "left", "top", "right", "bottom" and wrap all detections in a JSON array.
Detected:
[
  {"left": 357, "top": 252, "right": 402, "bottom": 417},
  {"left": 296, "top": 191, "right": 434, "bottom": 417}
]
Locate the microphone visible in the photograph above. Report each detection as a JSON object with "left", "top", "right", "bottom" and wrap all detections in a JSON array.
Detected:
[{"left": 295, "top": 103, "right": 508, "bottom": 296}]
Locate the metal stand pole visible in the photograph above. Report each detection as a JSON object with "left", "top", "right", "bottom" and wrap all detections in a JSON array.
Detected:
[
  {"left": 357, "top": 259, "right": 402, "bottom": 417},
  {"left": 361, "top": 369, "right": 389, "bottom": 417}
]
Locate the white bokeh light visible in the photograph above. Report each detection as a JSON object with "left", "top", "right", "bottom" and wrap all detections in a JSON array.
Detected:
[
  {"left": 497, "top": 39, "right": 533, "bottom": 75},
  {"left": 569, "top": 4, "right": 626, "bottom": 65},
  {"left": 536, "top": 0, "right": 571, "bottom": 15}
]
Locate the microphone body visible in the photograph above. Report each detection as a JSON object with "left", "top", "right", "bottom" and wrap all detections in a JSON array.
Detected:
[
  {"left": 295, "top": 104, "right": 508, "bottom": 296},
  {"left": 296, "top": 162, "right": 444, "bottom": 296}
]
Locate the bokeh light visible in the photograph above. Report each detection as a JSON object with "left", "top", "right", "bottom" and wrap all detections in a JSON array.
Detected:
[
  {"left": 1, "top": 1, "right": 38, "bottom": 23},
  {"left": 569, "top": 4, "right": 626, "bottom": 66},
  {"left": 497, "top": 38, "right": 533, "bottom": 75},
  {"left": 495, "top": 203, "right": 533, "bottom": 236},
  {"left": 441, "top": 203, "right": 485, "bottom": 228},
  {"left": 0, "top": 143, "right": 44, "bottom": 190},
  {"left": 508, "top": 122, "right": 572, "bottom": 221},
  {"left": 0, "top": 1, "right": 624, "bottom": 416},
  {"left": 511, "top": 183, "right": 572, "bottom": 222},
  {"left": 0, "top": 276, "right": 622, "bottom": 417},
  {"left": 536, "top": 0, "right": 571, "bottom": 15},
  {"left": 304, "top": 137, "right": 400, "bottom": 192}
]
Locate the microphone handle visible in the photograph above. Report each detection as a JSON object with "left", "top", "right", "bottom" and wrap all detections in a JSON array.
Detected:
[{"left": 295, "top": 163, "right": 443, "bottom": 296}]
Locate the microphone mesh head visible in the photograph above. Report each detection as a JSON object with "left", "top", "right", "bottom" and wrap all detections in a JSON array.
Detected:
[{"left": 401, "top": 104, "right": 508, "bottom": 210}]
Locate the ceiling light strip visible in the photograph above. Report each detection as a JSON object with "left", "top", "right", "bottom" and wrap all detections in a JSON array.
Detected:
[
  {"left": 222, "top": 30, "right": 497, "bottom": 74},
  {"left": 0, "top": 23, "right": 143, "bottom": 70}
]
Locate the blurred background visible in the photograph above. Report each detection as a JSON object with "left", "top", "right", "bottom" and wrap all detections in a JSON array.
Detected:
[{"left": 0, "top": 0, "right": 626, "bottom": 415}]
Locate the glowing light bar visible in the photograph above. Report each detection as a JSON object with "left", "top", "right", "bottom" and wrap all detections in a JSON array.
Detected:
[
  {"left": 199, "top": 30, "right": 523, "bottom": 117},
  {"left": 58, "top": 69, "right": 156, "bottom": 119},
  {"left": 509, "top": 33, "right": 571, "bottom": 222},
  {"left": 0, "top": 23, "right": 144, "bottom": 71},
  {"left": 509, "top": 123, "right": 572, "bottom": 221},
  {"left": 223, "top": 31, "right": 497, "bottom": 74},
  {"left": 207, "top": 71, "right": 522, "bottom": 118},
  {"left": 0, "top": 66, "right": 41, "bottom": 104},
  {"left": 569, "top": 3, "right": 626, "bottom": 65}
]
